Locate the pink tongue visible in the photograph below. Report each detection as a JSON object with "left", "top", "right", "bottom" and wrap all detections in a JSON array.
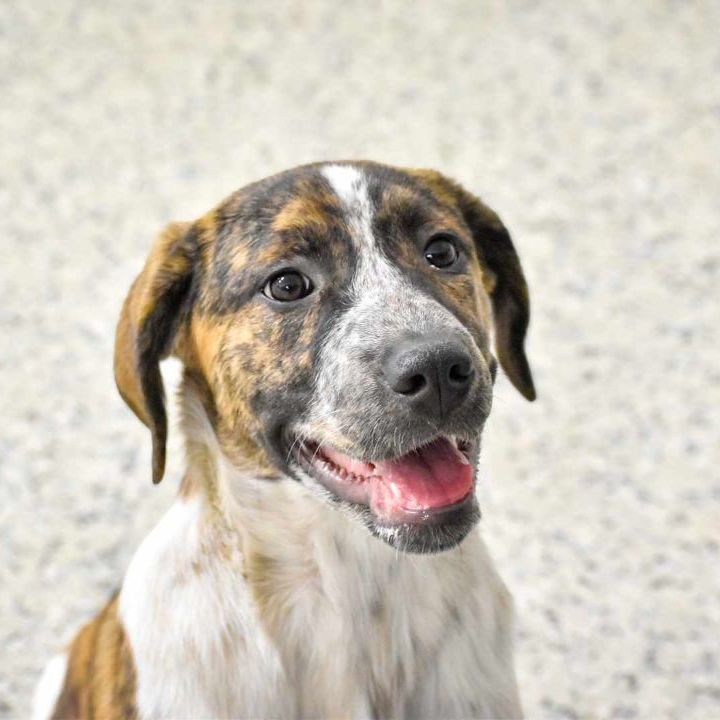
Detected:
[{"left": 321, "top": 437, "right": 473, "bottom": 520}]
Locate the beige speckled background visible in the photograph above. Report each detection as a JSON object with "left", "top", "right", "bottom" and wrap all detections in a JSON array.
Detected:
[{"left": 1, "top": 1, "right": 719, "bottom": 718}]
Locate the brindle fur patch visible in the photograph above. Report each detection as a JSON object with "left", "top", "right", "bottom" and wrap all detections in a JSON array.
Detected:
[{"left": 52, "top": 594, "right": 136, "bottom": 720}]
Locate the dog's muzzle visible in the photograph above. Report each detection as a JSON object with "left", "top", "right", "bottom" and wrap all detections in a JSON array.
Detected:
[{"left": 284, "top": 330, "right": 493, "bottom": 553}]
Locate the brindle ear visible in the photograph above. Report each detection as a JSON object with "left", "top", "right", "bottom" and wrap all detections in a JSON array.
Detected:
[
  {"left": 457, "top": 191, "right": 536, "bottom": 401},
  {"left": 114, "top": 221, "right": 196, "bottom": 483}
]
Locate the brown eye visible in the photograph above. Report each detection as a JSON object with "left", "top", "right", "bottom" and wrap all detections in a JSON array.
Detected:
[
  {"left": 424, "top": 235, "right": 459, "bottom": 269},
  {"left": 263, "top": 270, "right": 313, "bottom": 302}
]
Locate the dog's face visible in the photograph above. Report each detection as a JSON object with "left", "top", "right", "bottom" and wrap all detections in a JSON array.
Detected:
[{"left": 115, "top": 162, "right": 535, "bottom": 553}]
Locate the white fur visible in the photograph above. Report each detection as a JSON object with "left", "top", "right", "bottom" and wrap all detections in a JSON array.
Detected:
[
  {"left": 117, "top": 394, "right": 522, "bottom": 719},
  {"left": 321, "top": 164, "right": 376, "bottom": 251},
  {"left": 119, "top": 494, "right": 293, "bottom": 719},
  {"left": 321, "top": 163, "right": 387, "bottom": 268},
  {"left": 32, "top": 654, "right": 67, "bottom": 720}
]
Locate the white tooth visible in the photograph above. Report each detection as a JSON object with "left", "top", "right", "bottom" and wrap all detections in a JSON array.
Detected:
[{"left": 450, "top": 442, "right": 471, "bottom": 465}]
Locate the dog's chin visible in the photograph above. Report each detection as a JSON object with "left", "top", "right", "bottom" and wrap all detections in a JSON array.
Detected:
[
  {"left": 288, "top": 434, "right": 482, "bottom": 554},
  {"left": 363, "top": 498, "right": 481, "bottom": 554}
]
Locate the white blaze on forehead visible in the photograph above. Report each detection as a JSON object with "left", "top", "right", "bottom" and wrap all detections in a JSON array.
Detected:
[
  {"left": 320, "top": 162, "right": 404, "bottom": 302},
  {"left": 321, "top": 164, "right": 377, "bottom": 254}
]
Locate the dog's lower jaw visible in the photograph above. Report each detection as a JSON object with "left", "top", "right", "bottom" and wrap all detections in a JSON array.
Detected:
[{"left": 364, "top": 497, "right": 482, "bottom": 554}]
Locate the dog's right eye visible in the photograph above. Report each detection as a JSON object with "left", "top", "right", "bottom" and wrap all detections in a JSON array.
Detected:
[
  {"left": 424, "top": 234, "right": 459, "bottom": 269},
  {"left": 263, "top": 270, "right": 314, "bottom": 302}
]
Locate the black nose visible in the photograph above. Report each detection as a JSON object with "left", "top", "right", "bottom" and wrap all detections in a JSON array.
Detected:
[{"left": 383, "top": 335, "right": 476, "bottom": 419}]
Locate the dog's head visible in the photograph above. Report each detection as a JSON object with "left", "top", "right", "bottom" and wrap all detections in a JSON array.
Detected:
[{"left": 115, "top": 162, "right": 535, "bottom": 553}]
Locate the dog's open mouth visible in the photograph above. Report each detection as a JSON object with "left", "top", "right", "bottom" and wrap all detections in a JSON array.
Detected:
[{"left": 294, "top": 436, "right": 475, "bottom": 524}]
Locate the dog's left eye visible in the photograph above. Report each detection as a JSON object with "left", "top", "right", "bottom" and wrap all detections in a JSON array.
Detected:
[
  {"left": 263, "top": 270, "right": 314, "bottom": 302},
  {"left": 424, "top": 234, "right": 459, "bottom": 269}
]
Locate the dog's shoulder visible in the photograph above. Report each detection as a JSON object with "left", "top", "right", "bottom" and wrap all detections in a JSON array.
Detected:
[
  {"left": 117, "top": 494, "right": 294, "bottom": 718},
  {"left": 33, "top": 592, "right": 136, "bottom": 720}
]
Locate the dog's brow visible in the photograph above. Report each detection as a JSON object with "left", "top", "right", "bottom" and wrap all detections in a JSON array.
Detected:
[
  {"left": 271, "top": 192, "right": 340, "bottom": 235},
  {"left": 249, "top": 233, "right": 330, "bottom": 267}
]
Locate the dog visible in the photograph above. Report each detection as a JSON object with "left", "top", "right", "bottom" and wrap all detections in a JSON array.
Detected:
[{"left": 33, "top": 161, "right": 536, "bottom": 720}]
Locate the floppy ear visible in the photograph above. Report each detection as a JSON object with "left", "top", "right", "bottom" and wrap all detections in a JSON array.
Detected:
[
  {"left": 114, "top": 221, "right": 196, "bottom": 483},
  {"left": 457, "top": 192, "right": 536, "bottom": 401}
]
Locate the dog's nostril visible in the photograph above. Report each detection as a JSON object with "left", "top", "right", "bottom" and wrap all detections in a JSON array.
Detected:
[
  {"left": 394, "top": 373, "right": 427, "bottom": 396},
  {"left": 448, "top": 359, "right": 473, "bottom": 384},
  {"left": 383, "top": 335, "right": 478, "bottom": 419}
]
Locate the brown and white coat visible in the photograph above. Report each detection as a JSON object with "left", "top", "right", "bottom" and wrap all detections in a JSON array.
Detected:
[{"left": 34, "top": 162, "right": 535, "bottom": 719}]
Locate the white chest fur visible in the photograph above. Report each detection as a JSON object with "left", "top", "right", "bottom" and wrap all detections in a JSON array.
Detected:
[{"left": 119, "top": 483, "right": 521, "bottom": 719}]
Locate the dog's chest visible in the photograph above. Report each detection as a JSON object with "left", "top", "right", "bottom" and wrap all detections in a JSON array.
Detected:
[
  {"left": 255, "top": 532, "right": 452, "bottom": 717},
  {"left": 120, "top": 497, "right": 520, "bottom": 719}
]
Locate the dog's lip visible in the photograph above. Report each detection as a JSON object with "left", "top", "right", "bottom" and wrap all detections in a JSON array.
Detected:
[
  {"left": 293, "top": 434, "right": 474, "bottom": 465},
  {"left": 291, "top": 434, "right": 476, "bottom": 524}
]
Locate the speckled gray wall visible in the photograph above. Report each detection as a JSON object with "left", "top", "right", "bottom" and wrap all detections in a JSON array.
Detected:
[{"left": 1, "top": 1, "right": 719, "bottom": 718}]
